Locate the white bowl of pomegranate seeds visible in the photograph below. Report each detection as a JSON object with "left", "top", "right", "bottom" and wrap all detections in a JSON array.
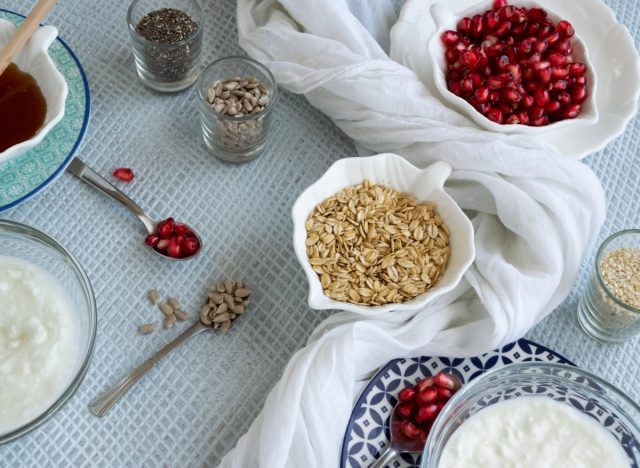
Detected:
[
  {"left": 292, "top": 153, "right": 475, "bottom": 316},
  {"left": 428, "top": 0, "right": 598, "bottom": 133}
]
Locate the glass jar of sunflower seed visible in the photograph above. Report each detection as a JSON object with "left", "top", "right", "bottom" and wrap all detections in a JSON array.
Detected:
[
  {"left": 577, "top": 229, "right": 640, "bottom": 343},
  {"left": 197, "top": 56, "right": 277, "bottom": 164},
  {"left": 127, "top": 0, "right": 203, "bottom": 92}
]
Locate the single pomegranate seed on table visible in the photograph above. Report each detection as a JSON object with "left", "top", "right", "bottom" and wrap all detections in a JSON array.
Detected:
[{"left": 112, "top": 167, "right": 134, "bottom": 182}]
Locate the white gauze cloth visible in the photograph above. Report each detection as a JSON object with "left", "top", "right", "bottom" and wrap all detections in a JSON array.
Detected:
[{"left": 220, "top": 1, "right": 606, "bottom": 466}]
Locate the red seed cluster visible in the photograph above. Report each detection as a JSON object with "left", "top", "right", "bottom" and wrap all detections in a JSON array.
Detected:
[
  {"left": 145, "top": 217, "right": 200, "bottom": 259},
  {"left": 113, "top": 167, "right": 134, "bottom": 182},
  {"left": 392, "top": 371, "right": 462, "bottom": 445},
  {"left": 442, "top": 0, "right": 588, "bottom": 126}
]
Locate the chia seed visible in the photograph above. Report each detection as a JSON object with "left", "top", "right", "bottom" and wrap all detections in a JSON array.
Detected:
[{"left": 136, "top": 8, "right": 198, "bottom": 44}]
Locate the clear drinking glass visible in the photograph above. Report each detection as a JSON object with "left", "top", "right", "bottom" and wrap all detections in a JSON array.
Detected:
[
  {"left": 197, "top": 56, "right": 277, "bottom": 164},
  {"left": 127, "top": 0, "right": 203, "bottom": 92},
  {"left": 577, "top": 229, "right": 640, "bottom": 343}
]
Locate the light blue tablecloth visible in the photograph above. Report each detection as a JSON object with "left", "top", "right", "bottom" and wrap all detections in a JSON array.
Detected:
[{"left": 0, "top": 0, "right": 638, "bottom": 466}]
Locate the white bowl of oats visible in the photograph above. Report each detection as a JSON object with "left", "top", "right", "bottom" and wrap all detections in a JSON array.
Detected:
[{"left": 292, "top": 153, "right": 475, "bottom": 315}]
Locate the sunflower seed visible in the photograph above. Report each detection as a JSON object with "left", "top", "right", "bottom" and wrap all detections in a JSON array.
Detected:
[
  {"left": 159, "top": 302, "right": 174, "bottom": 316},
  {"left": 163, "top": 315, "right": 175, "bottom": 329},
  {"left": 167, "top": 297, "right": 180, "bottom": 309},
  {"left": 139, "top": 324, "right": 156, "bottom": 334},
  {"left": 148, "top": 289, "right": 160, "bottom": 305},
  {"left": 174, "top": 310, "right": 189, "bottom": 321}
]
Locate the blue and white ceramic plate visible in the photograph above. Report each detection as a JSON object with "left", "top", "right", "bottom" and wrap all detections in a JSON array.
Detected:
[
  {"left": 340, "top": 339, "right": 575, "bottom": 468},
  {"left": 0, "top": 9, "right": 90, "bottom": 213}
]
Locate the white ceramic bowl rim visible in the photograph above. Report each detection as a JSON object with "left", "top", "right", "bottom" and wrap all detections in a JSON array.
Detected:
[
  {"left": 427, "top": 0, "right": 598, "bottom": 135},
  {"left": 292, "top": 153, "right": 476, "bottom": 316}
]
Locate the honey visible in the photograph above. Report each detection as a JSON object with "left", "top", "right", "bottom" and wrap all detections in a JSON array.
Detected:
[{"left": 0, "top": 63, "right": 47, "bottom": 152}]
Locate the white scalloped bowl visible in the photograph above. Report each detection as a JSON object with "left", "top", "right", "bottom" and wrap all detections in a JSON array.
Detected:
[
  {"left": 428, "top": 0, "right": 598, "bottom": 135},
  {"left": 292, "top": 154, "right": 475, "bottom": 316},
  {"left": 0, "top": 21, "right": 67, "bottom": 164}
]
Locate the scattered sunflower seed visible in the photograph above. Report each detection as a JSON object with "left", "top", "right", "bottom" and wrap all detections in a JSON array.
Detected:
[
  {"left": 163, "top": 314, "right": 176, "bottom": 330},
  {"left": 159, "top": 302, "right": 174, "bottom": 316},
  {"left": 174, "top": 310, "right": 190, "bottom": 321},
  {"left": 167, "top": 297, "right": 180, "bottom": 309},
  {"left": 139, "top": 324, "right": 156, "bottom": 335},
  {"left": 148, "top": 289, "right": 160, "bottom": 305}
]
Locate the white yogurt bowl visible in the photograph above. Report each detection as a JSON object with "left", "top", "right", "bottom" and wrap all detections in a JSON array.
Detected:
[
  {"left": 0, "top": 220, "right": 96, "bottom": 444},
  {"left": 0, "top": 21, "right": 68, "bottom": 164},
  {"left": 292, "top": 154, "right": 475, "bottom": 316},
  {"left": 427, "top": 0, "right": 598, "bottom": 134}
]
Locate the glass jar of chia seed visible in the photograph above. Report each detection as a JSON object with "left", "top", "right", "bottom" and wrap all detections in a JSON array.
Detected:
[{"left": 127, "top": 0, "right": 203, "bottom": 92}]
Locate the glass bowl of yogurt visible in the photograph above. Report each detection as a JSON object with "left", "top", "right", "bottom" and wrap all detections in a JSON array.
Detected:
[
  {"left": 0, "top": 220, "right": 96, "bottom": 444},
  {"left": 421, "top": 362, "right": 640, "bottom": 468}
]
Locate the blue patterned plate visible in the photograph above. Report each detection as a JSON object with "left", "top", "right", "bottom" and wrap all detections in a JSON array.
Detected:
[
  {"left": 0, "top": 9, "right": 90, "bottom": 213},
  {"left": 340, "top": 339, "right": 575, "bottom": 468}
]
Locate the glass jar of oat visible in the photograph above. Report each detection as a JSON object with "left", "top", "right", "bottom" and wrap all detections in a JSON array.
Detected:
[
  {"left": 197, "top": 56, "right": 277, "bottom": 164},
  {"left": 578, "top": 229, "right": 640, "bottom": 343}
]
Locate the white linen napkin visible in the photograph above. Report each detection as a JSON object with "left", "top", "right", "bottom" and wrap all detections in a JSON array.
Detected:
[{"left": 220, "top": 1, "right": 606, "bottom": 466}]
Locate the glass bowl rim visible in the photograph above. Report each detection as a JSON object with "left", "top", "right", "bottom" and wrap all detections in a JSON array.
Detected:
[
  {"left": 422, "top": 361, "right": 640, "bottom": 467},
  {"left": 595, "top": 228, "right": 640, "bottom": 315},
  {"left": 197, "top": 55, "right": 279, "bottom": 122},
  {"left": 127, "top": 0, "right": 204, "bottom": 49},
  {"left": 0, "top": 219, "right": 97, "bottom": 444}
]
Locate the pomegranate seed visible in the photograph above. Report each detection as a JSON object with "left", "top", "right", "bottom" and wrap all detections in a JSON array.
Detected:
[
  {"left": 461, "top": 77, "right": 474, "bottom": 94},
  {"left": 400, "top": 421, "right": 421, "bottom": 439},
  {"left": 486, "top": 107, "right": 503, "bottom": 123},
  {"left": 494, "top": 21, "right": 511, "bottom": 38},
  {"left": 396, "top": 402, "right": 415, "bottom": 419},
  {"left": 547, "top": 53, "right": 567, "bottom": 67},
  {"left": 517, "top": 37, "right": 535, "bottom": 55},
  {"left": 511, "top": 22, "right": 526, "bottom": 37},
  {"left": 574, "top": 76, "right": 587, "bottom": 84},
  {"left": 484, "top": 12, "right": 500, "bottom": 31},
  {"left": 562, "top": 104, "right": 582, "bottom": 118},
  {"left": 530, "top": 106, "right": 545, "bottom": 119},
  {"left": 448, "top": 80, "right": 463, "bottom": 96},
  {"left": 498, "top": 103, "right": 511, "bottom": 114},
  {"left": 538, "top": 68, "right": 552, "bottom": 84},
  {"left": 445, "top": 49, "right": 459, "bottom": 63},
  {"left": 492, "top": 0, "right": 508, "bottom": 10},
  {"left": 460, "top": 50, "right": 481, "bottom": 69},
  {"left": 534, "top": 40, "right": 548, "bottom": 54},
  {"left": 527, "top": 22, "right": 540, "bottom": 37},
  {"left": 503, "top": 87, "right": 522, "bottom": 103},
  {"left": 156, "top": 218, "right": 175, "bottom": 239},
  {"left": 180, "top": 236, "right": 200, "bottom": 256},
  {"left": 457, "top": 17, "right": 472, "bottom": 35},
  {"left": 145, "top": 234, "right": 159, "bottom": 247},
  {"left": 416, "top": 404, "right": 439, "bottom": 422},
  {"left": 527, "top": 7, "right": 547, "bottom": 22},
  {"left": 489, "top": 91, "right": 501, "bottom": 103},
  {"left": 545, "top": 100, "right": 561, "bottom": 114},
  {"left": 544, "top": 31, "right": 560, "bottom": 45},
  {"left": 551, "top": 65, "right": 570, "bottom": 79},
  {"left": 472, "top": 15, "right": 484, "bottom": 37},
  {"left": 558, "top": 91, "right": 572, "bottom": 106},
  {"left": 441, "top": 30, "right": 460, "bottom": 46},
  {"left": 527, "top": 52, "right": 542, "bottom": 65},
  {"left": 506, "top": 64, "right": 521, "bottom": 81},
  {"left": 434, "top": 371, "right": 462, "bottom": 390},
  {"left": 557, "top": 20, "right": 575, "bottom": 38},
  {"left": 398, "top": 387, "right": 415, "bottom": 402},
  {"left": 521, "top": 95, "right": 534, "bottom": 108},
  {"left": 497, "top": 6, "right": 515, "bottom": 19},
  {"left": 475, "top": 103, "right": 489, "bottom": 114},
  {"left": 531, "top": 115, "right": 549, "bottom": 126},
  {"left": 156, "top": 239, "right": 170, "bottom": 251},
  {"left": 554, "top": 38, "right": 572, "bottom": 54},
  {"left": 534, "top": 87, "right": 550, "bottom": 106},
  {"left": 419, "top": 429, "right": 428, "bottom": 444},
  {"left": 538, "top": 25, "right": 553, "bottom": 38},
  {"left": 415, "top": 377, "right": 434, "bottom": 393},
  {"left": 173, "top": 223, "right": 189, "bottom": 235},
  {"left": 551, "top": 79, "right": 569, "bottom": 91},
  {"left": 569, "top": 62, "right": 587, "bottom": 76},
  {"left": 517, "top": 111, "right": 530, "bottom": 125},
  {"left": 113, "top": 167, "right": 134, "bottom": 182},
  {"left": 474, "top": 86, "right": 490, "bottom": 104},
  {"left": 486, "top": 42, "right": 506, "bottom": 57},
  {"left": 496, "top": 54, "right": 510, "bottom": 71},
  {"left": 505, "top": 114, "right": 520, "bottom": 124},
  {"left": 416, "top": 387, "right": 438, "bottom": 405},
  {"left": 532, "top": 60, "right": 550, "bottom": 72},
  {"left": 437, "top": 386, "right": 454, "bottom": 399},
  {"left": 468, "top": 71, "right": 484, "bottom": 87},
  {"left": 167, "top": 237, "right": 181, "bottom": 258}
]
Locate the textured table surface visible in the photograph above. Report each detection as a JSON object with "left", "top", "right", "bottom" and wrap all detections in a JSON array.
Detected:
[{"left": 1, "top": 0, "right": 639, "bottom": 466}]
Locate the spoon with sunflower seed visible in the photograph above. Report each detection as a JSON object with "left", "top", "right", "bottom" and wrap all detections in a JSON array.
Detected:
[{"left": 88, "top": 279, "right": 251, "bottom": 417}]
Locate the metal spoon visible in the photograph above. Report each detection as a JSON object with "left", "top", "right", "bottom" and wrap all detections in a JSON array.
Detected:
[
  {"left": 67, "top": 157, "right": 202, "bottom": 261},
  {"left": 370, "top": 400, "right": 426, "bottom": 468},
  {"left": 88, "top": 319, "right": 212, "bottom": 417}
]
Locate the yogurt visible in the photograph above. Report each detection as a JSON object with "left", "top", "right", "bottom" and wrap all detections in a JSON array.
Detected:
[
  {"left": 439, "top": 396, "right": 629, "bottom": 468},
  {"left": 0, "top": 256, "right": 78, "bottom": 435}
]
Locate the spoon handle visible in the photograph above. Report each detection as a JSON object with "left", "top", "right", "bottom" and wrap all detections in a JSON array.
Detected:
[
  {"left": 370, "top": 446, "right": 401, "bottom": 468},
  {"left": 88, "top": 321, "right": 209, "bottom": 417},
  {"left": 67, "top": 158, "right": 156, "bottom": 234}
]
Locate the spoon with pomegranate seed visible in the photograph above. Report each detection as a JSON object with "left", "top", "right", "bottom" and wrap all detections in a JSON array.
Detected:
[
  {"left": 370, "top": 371, "right": 462, "bottom": 468},
  {"left": 67, "top": 158, "right": 202, "bottom": 260}
]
